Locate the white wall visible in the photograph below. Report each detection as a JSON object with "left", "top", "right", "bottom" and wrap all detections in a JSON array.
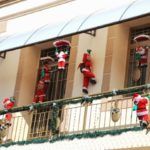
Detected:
[
  {"left": 0, "top": 50, "right": 20, "bottom": 108},
  {"left": 72, "top": 28, "right": 108, "bottom": 96}
]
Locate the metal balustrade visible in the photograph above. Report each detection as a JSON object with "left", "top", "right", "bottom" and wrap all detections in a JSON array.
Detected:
[{"left": 1, "top": 93, "right": 148, "bottom": 144}]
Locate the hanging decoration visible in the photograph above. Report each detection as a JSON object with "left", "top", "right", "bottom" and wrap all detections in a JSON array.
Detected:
[
  {"left": 111, "top": 100, "right": 121, "bottom": 122},
  {"left": 53, "top": 40, "right": 71, "bottom": 70},
  {"left": 132, "top": 34, "right": 150, "bottom": 82},
  {"left": 135, "top": 46, "right": 148, "bottom": 68},
  {"left": 33, "top": 79, "right": 46, "bottom": 103},
  {"left": 0, "top": 97, "right": 15, "bottom": 143},
  {"left": 40, "top": 56, "right": 54, "bottom": 83},
  {"left": 40, "top": 56, "right": 54, "bottom": 92},
  {"left": 32, "top": 56, "right": 54, "bottom": 104},
  {"left": 49, "top": 103, "right": 60, "bottom": 134},
  {"left": 132, "top": 93, "right": 150, "bottom": 129},
  {"left": 78, "top": 49, "right": 96, "bottom": 94}
]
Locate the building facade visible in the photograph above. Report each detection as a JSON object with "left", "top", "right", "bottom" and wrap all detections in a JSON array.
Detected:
[{"left": 0, "top": 0, "right": 150, "bottom": 149}]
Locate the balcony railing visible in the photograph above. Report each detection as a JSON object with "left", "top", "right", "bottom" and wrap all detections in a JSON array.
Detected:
[{"left": 0, "top": 84, "right": 150, "bottom": 145}]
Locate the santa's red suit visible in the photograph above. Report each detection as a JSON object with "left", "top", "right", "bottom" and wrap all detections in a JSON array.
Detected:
[
  {"left": 56, "top": 51, "right": 68, "bottom": 69},
  {"left": 79, "top": 51, "right": 96, "bottom": 94},
  {"left": 135, "top": 46, "right": 148, "bottom": 67},
  {"left": 132, "top": 93, "right": 149, "bottom": 126},
  {"left": 33, "top": 80, "right": 46, "bottom": 103},
  {"left": 2, "top": 97, "right": 15, "bottom": 125},
  {"left": 41, "top": 63, "right": 50, "bottom": 83}
]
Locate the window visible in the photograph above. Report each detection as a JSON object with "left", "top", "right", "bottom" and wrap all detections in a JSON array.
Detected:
[
  {"left": 127, "top": 25, "right": 150, "bottom": 87},
  {"left": 40, "top": 47, "right": 69, "bottom": 101},
  {"left": 29, "top": 46, "right": 70, "bottom": 138}
]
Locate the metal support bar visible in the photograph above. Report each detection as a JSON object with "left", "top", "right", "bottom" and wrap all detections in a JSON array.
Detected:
[
  {"left": 0, "top": 52, "right": 6, "bottom": 59},
  {"left": 86, "top": 30, "right": 96, "bottom": 37}
]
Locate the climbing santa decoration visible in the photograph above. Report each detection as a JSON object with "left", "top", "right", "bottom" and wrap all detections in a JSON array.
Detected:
[
  {"left": 53, "top": 40, "right": 71, "bottom": 70},
  {"left": 78, "top": 49, "right": 96, "bottom": 94},
  {"left": 132, "top": 34, "right": 150, "bottom": 82},
  {"left": 0, "top": 97, "right": 15, "bottom": 130},
  {"left": 132, "top": 93, "right": 150, "bottom": 129},
  {"left": 33, "top": 79, "right": 46, "bottom": 103},
  {"left": 33, "top": 56, "right": 54, "bottom": 103}
]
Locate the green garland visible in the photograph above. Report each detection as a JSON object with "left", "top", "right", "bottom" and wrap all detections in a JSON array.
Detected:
[
  {"left": 49, "top": 103, "right": 60, "bottom": 133},
  {"left": 50, "top": 126, "right": 142, "bottom": 143},
  {"left": 0, "top": 126, "right": 142, "bottom": 148},
  {"left": 0, "top": 84, "right": 149, "bottom": 134},
  {"left": 0, "top": 84, "right": 149, "bottom": 115}
]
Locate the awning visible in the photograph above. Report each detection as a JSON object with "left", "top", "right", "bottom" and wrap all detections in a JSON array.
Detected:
[{"left": 0, "top": 0, "right": 149, "bottom": 52}]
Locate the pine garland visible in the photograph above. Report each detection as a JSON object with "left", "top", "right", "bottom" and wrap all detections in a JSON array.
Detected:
[
  {"left": 0, "top": 84, "right": 149, "bottom": 134},
  {"left": 0, "top": 126, "right": 142, "bottom": 148},
  {"left": 50, "top": 126, "right": 142, "bottom": 143},
  {"left": 0, "top": 84, "right": 149, "bottom": 115},
  {"left": 49, "top": 103, "right": 60, "bottom": 133}
]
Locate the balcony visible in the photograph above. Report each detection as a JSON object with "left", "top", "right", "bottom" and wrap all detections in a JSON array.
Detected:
[{"left": 0, "top": 84, "right": 150, "bottom": 148}]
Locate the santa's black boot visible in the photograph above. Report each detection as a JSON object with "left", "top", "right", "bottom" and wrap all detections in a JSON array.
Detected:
[
  {"left": 82, "top": 88, "right": 88, "bottom": 94},
  {"left": 141, "top": 120, "right": 148, "bottom": 129},
  {"left": 90, "top": 78, "right": 96, "bottom": 84}
]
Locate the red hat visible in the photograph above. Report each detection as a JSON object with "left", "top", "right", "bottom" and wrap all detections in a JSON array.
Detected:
[
  {"left": 82, "top": 53, "right": 91, "bottom": 63},
  {"left": 132, "top": 93, "right": 141, "bottom": 103},
  {"left": 134, "top": 34, "right": 150, "bottom": 42},
  {"left": 3, "top": 97, "right": 15, "bottom": 109},
  {"left": 53, "top": 40, "right": 71, "bottom": 47}
]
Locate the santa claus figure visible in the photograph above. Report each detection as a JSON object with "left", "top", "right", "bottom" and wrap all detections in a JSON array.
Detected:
[
  {"left": 135, "top": 46, "right": 148, "bottom": 67},
  {"left": 40, "top": 56, "right": 54, "bottom": 83},
  {"left": 41, "top": 61, "right": 50, "bottom": 83},
  {"left": 33, "top": 79, "right": 46, "bottom": 103},
  {"left": 79, "top": 49, "right": 96, "bottom": 94},
  {"left": 2, "top": 97, "right": 15, "bottom": 127},
  {"left": 132, "top": 93, "right": 149, "bottom": 128},
  {"left": 53, "top": 40, "right": 71, "bottom": 70}
]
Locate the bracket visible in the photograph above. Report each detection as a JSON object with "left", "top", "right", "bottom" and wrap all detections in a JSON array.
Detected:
[
  {"left": 85, "top": 30, "right": 96, "bottom": 37},
  {"left": 0, "top": 52, "right": 6, "bottom": 59}
]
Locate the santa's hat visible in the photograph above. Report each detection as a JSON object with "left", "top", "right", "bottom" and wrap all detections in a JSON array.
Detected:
[
  {"left": 132, "top": 93, "right": 141, "bottom": 103},
  {"left": 3, "top": 97, "right": 15, "bottom": 105},
  {"left": 82, "top": 49, "right": 92, "bottom": 63},
  {"left": 53, "top": 40, "right": 71, "bottom": 48}
]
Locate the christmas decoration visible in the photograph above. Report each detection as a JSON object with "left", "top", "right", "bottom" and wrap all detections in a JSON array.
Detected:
[
  {"left": 33, "top": 79, "right": 46, "bottom": 103},
  {"left": 134, "top": 34, "right": 150, "bottom": 68},
  {"left": 132, "top": 34, "right": 150, "bottom": 82},
  {"left": 0, "top": 97, "right": 15, "bottom": 143},
  {"left": 135, "top": 46, "right": 148, "bottom": 67},
  {"left": 53, "top": 40, "right": 71, "bottom": 70},
  {"left": 49, "top": 103, "right": 59, "bottom": 133},
  {"left": 0, "top": 126, "right": 141, "bottom": 148},
  {"left": 134, "top": 34, "right": 150, "bottom": 42},
  {"left": 132, "top": 93, "right": 150, "bottom": 129},
  {"left": 0, "top": 84, "right": 150, "bottom": 115},
  {"left": 111, "top": 100, "right": 120, "bottom": 122},
  {"left": 78, "top": 49, "right": 96, "bottom": 94},
  {"left": 2, "top": 97, "right": 15, "bottom": 127},
  {"left": 40, "top": 56, "right": 54, "bottom": 83},
  {"left": 132, "top": 66, "right": 141, "bottom": 82},
  {"left": 0, "top": 84, "right": 149, "bottom": 139}
]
